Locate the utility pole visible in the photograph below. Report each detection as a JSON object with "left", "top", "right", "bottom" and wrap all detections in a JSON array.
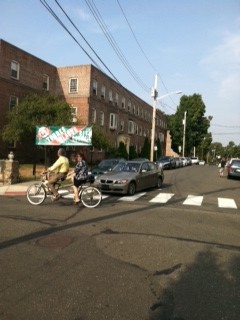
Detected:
[
  {"left": 150, "top": 74, "right": 158, "bottom": 162},
  {"left": 182, "top": 111, "right": 187, "bottom": 157},
  {"left": 150, "top": 73, "right": 182, "bottom": 161}
]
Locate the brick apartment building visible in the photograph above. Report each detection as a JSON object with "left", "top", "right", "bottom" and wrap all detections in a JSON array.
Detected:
[{"left": 0, "top": 39, "right": 167, "bottom": 163}]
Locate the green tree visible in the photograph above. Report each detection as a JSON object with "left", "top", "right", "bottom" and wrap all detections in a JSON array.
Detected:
[
  {"left": 156, "top": 138, "right": 161, "bottom": 160},
  {"left": 92, "top": 125, "right": 112, "bottom": 151},
  {"left": 167, "top": 94, "right": 212, "bottom": 156},
  {"left": 140, "top": 137, "right": 150, "bottom": 159},
  {"left": 117, "top": 141, "right": 128, "bottom": 159},
  {"left": 129, "top": 145, "right": 138, "bottom": 159},
  {"left": 223, "top": 141, "right": 240, "bottom": 159},
  {"left": 2, "top": 93, "right": 73, "bottom": 144}
]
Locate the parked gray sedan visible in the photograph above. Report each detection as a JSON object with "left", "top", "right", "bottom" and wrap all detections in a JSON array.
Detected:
[{"left": 95, "top": 160, "right": 164, "bottom": 195}]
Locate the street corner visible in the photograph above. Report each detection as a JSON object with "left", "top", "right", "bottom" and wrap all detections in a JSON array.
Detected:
[{"left": 0, "top": 183, "right": 30, "bottom": 196}]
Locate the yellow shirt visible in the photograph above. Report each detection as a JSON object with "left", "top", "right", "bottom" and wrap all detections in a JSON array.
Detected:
[{"left": 49, "top": 156, "right": 69, "bottom": 173}]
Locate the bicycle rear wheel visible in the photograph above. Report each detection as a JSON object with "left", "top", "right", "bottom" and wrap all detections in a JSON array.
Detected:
[
  {"left": 80, "top": 186, "right": 102, "bottom": 208},
  {"left": 27, "top": 183, "right": 46, "bottom": 205}
]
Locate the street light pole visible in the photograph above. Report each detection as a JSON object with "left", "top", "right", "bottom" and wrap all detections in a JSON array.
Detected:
[
  {"left": 150, "top": 74, "right": 158, "bottom": 162},
  {"left": 182, "top": 111, "right": 187, "bottom": 157},
  {"left": 150, "top": 74, "right": 182, "bottom": 161}
]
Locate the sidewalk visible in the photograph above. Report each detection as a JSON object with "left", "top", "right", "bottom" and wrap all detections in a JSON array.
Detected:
[{"left": 0, "top": 180, "right": 35, "bottom": 196}]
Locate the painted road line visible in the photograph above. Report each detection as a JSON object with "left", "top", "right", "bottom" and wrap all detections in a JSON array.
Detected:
[
  {"left": 58, "top": 190, "right": 109, "bottom": 200},
  {"left": 150, "top": 193, "right": 175, "bottom": 203},
  {"left": 218, "top": 198, "right": 237, "bottom": 209},
  {"left": 118, "top": 192, "right": 146, "bottom": 201},
  {"left": 183, "top": 195, "right": 203, "bottom": 206}
]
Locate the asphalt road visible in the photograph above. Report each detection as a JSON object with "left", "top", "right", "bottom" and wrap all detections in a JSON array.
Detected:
[{"left": 0, "top": 165, "right": 239, "bottom": 320}]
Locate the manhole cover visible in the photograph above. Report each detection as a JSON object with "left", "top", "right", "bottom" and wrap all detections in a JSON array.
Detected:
[{"left": 35, "top": 234, "right": 74, "bottom": 249}]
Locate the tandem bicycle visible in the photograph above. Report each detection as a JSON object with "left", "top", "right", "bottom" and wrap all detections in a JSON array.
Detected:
[{"left": 26, "top": 172, "right": 102, "bottom": 208}]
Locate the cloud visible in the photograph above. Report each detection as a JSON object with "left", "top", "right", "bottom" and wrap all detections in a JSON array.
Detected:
[
  {"left": 75, "top": 7, "right": 91, "bottom": 21},
  {"left": 200, "top": 30, "right": 240, "bottom": 100}
]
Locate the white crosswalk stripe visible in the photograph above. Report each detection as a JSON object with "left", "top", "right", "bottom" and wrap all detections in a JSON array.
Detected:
[
  {"left": 218, "top": 197, "right": 237, "bottom": 209},
  {"left": 150, "top": 193, "right": 174, "bottom": 203},
  {"left": 57, "top": 189, "right": 238, "bottom": 209},
  {"left": 118, "top": 192, "right": 146, "bottom": 201},
  {"left": 183, "top": 195, "right": 203, "bottom": 206}
]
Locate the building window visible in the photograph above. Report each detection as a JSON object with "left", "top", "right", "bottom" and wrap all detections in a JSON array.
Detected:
[
  {"left": 109, "top": 113, "right": 118, "bottom": 129},
  {"left": 93, "top": 79, "right": 97, "bottom": 96},
  {"left": 100, "top": 111, "right": 104, "bottom": 126},
  {"left": 10, "top": 61, "right": 20, "bottom": 80},
  {"left": 91, "top": 108, "right": 96, "bottom": 124},
  {"left": 8, "top": 141, "right": 16, "bottom": 149},
  {"left": 71, "top": 106, "right": 77, "bottom": 123},
  {"left": 101, "top": 85, "right": 106, "bottom": 98},
  {"left": 69, "top": 78, "right": 78, "bottom": 93},
  {"left": 120, "top": 119, "right": 124, "bottom": 132},
  {"left": 128, "top": 120, "right": 135, "bottom": 134},
  {"left": 43, "top": 74, "right": 49, "bottom": 91},
  {"left": 133, "top": 104, "right": 136, "bottom": 114},
  {"left": 115, "top": 93, "right": 119, "bottom": 106},
  {"left": 137, "top": 106, "right": 140, "bottom": 116},
  {"left": 135, "top": 124, "right": 138, "bottom": 135},
  {"left": 128, "top": 100, "right": 131, "bottom": 112},
  {"left": 147, "top": 112, "right": 150, "bottom": 122},
  {"left": 109, "top": 90, "right": 113, "bottom": 102},
  {"left": 121, "top": 97, "right": 125, "bottom": 109},
  {"left": 9, "top": 95, "right": 18, "bottom": 111}
]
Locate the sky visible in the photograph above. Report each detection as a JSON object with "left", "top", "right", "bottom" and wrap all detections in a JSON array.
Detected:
[{"left": 0, "top": 0, "right": 240, "bottom": 147}]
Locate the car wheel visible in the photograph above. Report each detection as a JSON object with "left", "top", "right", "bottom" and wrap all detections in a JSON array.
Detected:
[
  {"left": 128, "top": 182, "right": 136, "bottom": 195},
  {"left": 157, "top": 177, "right": 163, "bottom": 189}
]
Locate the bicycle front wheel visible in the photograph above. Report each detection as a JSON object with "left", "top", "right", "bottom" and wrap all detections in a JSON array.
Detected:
[
  {"left": 80, "top": 186, "right": 102, "bottom": 208},
  {"left": 27, "top": 183, "right": 46, "bottom": 205}
]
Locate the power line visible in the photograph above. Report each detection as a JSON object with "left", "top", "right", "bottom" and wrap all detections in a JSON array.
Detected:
[
  {"left": 54, "top": 0, "right": 120, "bottom": 84},
  {"left": 211, "top": 123, "right": 240, "bottom": 128},
  {"left": 116, "top": 0, "right": 178, "bottom": 106},
  {"left": 84, "top": 0, "right": 150, "bottom": 93},
  {"left": 40, "top": 0, "right": 101, "bottom": 68},
  {"left": 212, "top": 132, "right": 240, "bottom": 135},
  {"left": 40, "top": 0, "right": 122, "bottom": 84},
  {"left": 116, "top": 0, "right": 157, "bottom": 74}
]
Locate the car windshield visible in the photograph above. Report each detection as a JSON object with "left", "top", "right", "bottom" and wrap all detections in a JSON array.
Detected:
[
  {"left": 113, "top": 162, "right": 141, "bottom": 172},
  {"left": 159, "top": 157, "right": 170, "bottom": 162},
  {"left": 98, "top": 159, "right": 119, "bottom": 169},
  {"left": 231, "top": 160, "right": 240, "bottom": 166}
]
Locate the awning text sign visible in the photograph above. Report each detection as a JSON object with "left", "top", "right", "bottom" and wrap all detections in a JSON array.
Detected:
[{"left": 36, "top": 126, "right": 92, "bottom": 146}]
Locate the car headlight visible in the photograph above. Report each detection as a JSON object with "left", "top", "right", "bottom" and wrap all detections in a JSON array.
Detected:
[{"left": 114, "top": 179, "right": 129, "bottom": 184}]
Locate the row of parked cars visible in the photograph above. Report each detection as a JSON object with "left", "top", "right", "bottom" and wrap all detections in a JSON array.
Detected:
[{"left": 157, "top": 156, "right": 201, "bottom": 170}]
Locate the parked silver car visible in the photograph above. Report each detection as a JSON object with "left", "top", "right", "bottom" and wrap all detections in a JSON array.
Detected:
[
  {"left": 191, "top": 157, "right": 199, "bottom": 165},
  {"left": 226, "top": 158, "right": 240, "bottom": 179},
  {"left": 92, "top": 158, "right": 125, "bottom": 178},
  {"left": 95, "top": 160, "right": 164, "bottom": 195},
  {"left": 180, "top": 157, "right": 188, "bottom": 166}
]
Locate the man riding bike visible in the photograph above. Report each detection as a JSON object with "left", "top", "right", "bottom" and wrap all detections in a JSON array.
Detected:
[{"left": 44, "top": 148, "right": 69, "bottom": 201}]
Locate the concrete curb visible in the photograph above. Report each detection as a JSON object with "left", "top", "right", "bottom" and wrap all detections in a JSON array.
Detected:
[{"left": 0, "top": 181, "right": 34, "bottom": 196}]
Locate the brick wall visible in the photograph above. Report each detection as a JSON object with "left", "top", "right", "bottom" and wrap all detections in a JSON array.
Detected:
[{"left": 0, "top": 40, "right": 168, "bottom": 163}]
